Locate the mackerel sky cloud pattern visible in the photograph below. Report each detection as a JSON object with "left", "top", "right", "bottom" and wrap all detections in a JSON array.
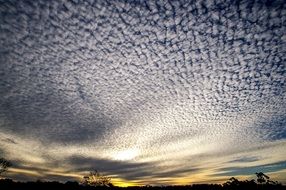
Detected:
[{"left": 0, "top": 0, "right": 285, "bottom": 185}]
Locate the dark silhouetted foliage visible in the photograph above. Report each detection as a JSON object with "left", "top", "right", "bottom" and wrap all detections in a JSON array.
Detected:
[
  {"left": 0, "top": 158, "right": 12, "bottom": 175},
  {"left": 256, "top": 172, "right": 270, "bottom": 184},
  {"left": 222, "top": 172, "right": 284, "bottom": 190}
]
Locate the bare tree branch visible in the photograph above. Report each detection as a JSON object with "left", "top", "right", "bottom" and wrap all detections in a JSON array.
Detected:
[{"left": 0, "top": 158, "right": 12, "bottom": 175}]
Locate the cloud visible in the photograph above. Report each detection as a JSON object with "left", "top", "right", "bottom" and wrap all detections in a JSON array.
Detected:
[
  {"left": 217, "top": 160, "right": 286, "bottom": 176},
  {"left": 229, "top": 157, "right": 260, "bottom": 163},
  {"left": 255, "top": 115, "right": 286, "bottom": 141},
  {"left": 67, "top": 155, "right": 154, "bottom": 180},
  {"left": 0, "top": 0, "right": 285, "bottom": 185}
]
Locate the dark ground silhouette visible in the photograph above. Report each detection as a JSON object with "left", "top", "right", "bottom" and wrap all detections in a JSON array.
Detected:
[{"left": 0, "top": 178, "right": 285, "bottom": 190}]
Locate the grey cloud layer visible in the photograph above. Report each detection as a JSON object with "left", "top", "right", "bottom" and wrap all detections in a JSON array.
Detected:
[{"left": 0, "top": 0, "right": 286, "bottom": 183}]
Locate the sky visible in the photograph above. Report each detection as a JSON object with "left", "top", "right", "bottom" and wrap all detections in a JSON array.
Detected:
[{"left": 0, "top": 0, "right": 286, "bottom": 187}]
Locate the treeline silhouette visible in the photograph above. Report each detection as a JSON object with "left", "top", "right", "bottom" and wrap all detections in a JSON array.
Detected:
[{"left": 0, "top": 176, "right": 285, "bottom": 190}]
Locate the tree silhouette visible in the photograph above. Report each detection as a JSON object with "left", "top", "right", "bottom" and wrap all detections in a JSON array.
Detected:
[
  {"left": 223, "top": 177, "right": 240, "bottom": 186},
  {"left": 222, "top": 173, "right": 283, "bottom": 189},
  {"left": 82, "top": 170, "right": 113, "bottom": 187},
  {"left": 0, "top": 158, "right": 12, "bottom": 175},
  {"left": 255, "top": 172, "right": 269, "bottom": 184}
]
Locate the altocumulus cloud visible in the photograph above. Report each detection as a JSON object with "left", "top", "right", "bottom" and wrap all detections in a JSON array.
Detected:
[{"left": 0, "top": 0, "right": 286, "bottom": 185}]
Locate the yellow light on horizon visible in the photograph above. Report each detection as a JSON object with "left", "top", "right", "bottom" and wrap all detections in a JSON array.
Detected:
[{"left": 113, "top": 181, "right": 139, "bottom": 187}]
